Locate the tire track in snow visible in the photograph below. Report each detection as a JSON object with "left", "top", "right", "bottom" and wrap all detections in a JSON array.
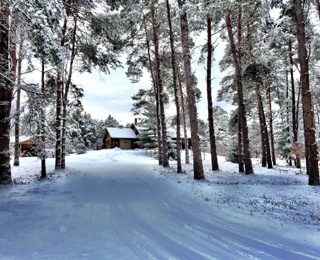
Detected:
[
  {"left": 69, "top": 151, "right": 320, "bottom": 259},
  {"left": 107, "top": 169, "right": 250, "bottom": 259},
  {"left": 147, "top": 179, "right": 320, "bottom": 259},
  {"left": 107, "top": 166, "right": 220, "bottom": 259}
]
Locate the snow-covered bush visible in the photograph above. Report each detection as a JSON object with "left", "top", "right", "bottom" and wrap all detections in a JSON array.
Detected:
[
  {"left": 167, "top": 137, "right": 177, "bottom": 160},
  {"left": 226, "top": 137, "right": 238, "bottom": 163},
  {"left": 75, "top": 143, "right": 87, "bottom": 154}
]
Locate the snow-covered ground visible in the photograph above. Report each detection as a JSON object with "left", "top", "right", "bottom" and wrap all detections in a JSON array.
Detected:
[{"left": 0, "top": 148, "right": 319, "bottom": 259}]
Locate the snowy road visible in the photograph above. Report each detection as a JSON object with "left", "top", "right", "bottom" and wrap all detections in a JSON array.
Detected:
[{"left": 1, "top": 149, "right": 319, "bottom": 259}]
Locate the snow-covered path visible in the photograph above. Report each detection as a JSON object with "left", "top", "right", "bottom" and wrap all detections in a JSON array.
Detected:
[{"left": 1, "top": 149, "right": 319, "bottom": 259}]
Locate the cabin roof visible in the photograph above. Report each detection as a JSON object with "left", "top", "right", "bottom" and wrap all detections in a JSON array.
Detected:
[{"left": 107, "top": 127, "right": 137, "bottom": 139}]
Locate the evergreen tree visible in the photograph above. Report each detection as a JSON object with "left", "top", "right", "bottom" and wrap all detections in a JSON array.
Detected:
[
  {"left": 293, "top": 0, "right": 319, "bottom": 185},
  {"left": 55, "top": 1, "right": 123, "bottom": 170},
  {"left": 165, "top": 0, "right": 182, "bottom": 173},
  {"left": 226, "top": 136, "right": 239, "bottom": 163},
  {"left": 177, "top": 0, "right": 205, "bottom": 180},
  {"left": 224, "top": 6, "right": 253, "bottom": 175},
  {"left": 131, "top": 88, "right": 158, "bottom": 151},
  {"left": 199, "top": 0, "right": 220, "bottom": 171},
  {"left": 1, "top": 0, "right": 63, "bottom": 182},
  {"left": 104, "top": 115, "right": 120, "bottom": 128},
  {"left": 136, "top": 126, "right": 158, "bottom": 150},
  {"left": 213, "top": 106, "right": 230, "bottom": 156},
  {"left": 150, "top": 2, "right": 169, "bottom": 167},
  {"left": 0, "top": 0, "right": 13, "bottom": 184}
]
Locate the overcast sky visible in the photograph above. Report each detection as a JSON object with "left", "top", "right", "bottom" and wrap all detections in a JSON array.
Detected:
[{"left": 76, "top": 39, "right": 232, "bottom": 126}]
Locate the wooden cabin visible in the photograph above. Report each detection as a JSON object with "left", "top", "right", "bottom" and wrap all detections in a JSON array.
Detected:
[
  {"left": 102, "top": 124, "right": 139, "bottom": 149},
  {"left": 19, "top": 138, "right": 39, "bottom": 156}
]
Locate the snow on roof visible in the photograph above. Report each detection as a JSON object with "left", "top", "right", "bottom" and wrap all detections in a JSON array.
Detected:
[
  {"left": 10, "top": 135, "right": 34, "bottom": 143},
  {"left": 107, "top": 127, "right": 137, "bottom": 139}
]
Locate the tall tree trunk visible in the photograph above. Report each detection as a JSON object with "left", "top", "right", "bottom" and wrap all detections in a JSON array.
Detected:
[
  {"left": 13, "top": 28, "right": 22, "bottom": 167},
  {"left": 256, "top": 88, "right": 267, "bottom": 167},
  {"left": 55, "top": 19, "right": 67, "bottom": 170},
  {"left": 55, "top": 74, "right": 63, "bottom": 169},
  {"left": 225, "top": 10, "right": 253, "bottom": 175},
  {"left": 288, "top": 40, "right": 301, "bottom": 168},
  {"left": 13, "top": 58, "right": 21, "bottom": 167},
  {"left": 0, "top": 2, "right": 12, "bottom": 184},
  {"left": 285, "top": 70, "right": 290, "bottom": 126},
  {"left": 296, "top": 81, "right": 301, "bottom": 137},
  {"left": 237, "top": 111, "right": 244, "bottom": 171},
  {"left": 237, "top": 3, "right": 244, "bottom": 173},
  {"left": 285, "top": 69, "right": 292, "bottom": 166},
  {"left": 177, "top": 0, "right": 204, "bottom": 180},
  {"left": 176, "top": 64, "right": 190, "bottom": 164},
  {"left": 267, "top": 82, "right": 276, "bottom": 165},
  {"left": 151, "top": 5, "right": 169, "bottom": 167},
  {"left": 256, "top": 87, "right": 272, "bottom": 169},
  {"left": 61, "top": 15, "right": 77, "bottom": 170},
  {"left": 166, "top": 0, "right": 181, "bottom": 172},
  {"left": 40, "top": 60, "right": 46, "bottom": 178},
  {"left": 315, "top": 0, "right": 320, "bottom": 19},
  {"left": 294, "top": 0, "right": 319, "bottom": 185},
  {"left": 206, "top": 16, "right": 219, "bottom": 171},
  {"left": 145, "top": 23, "right": 162, "bottom": 165}
]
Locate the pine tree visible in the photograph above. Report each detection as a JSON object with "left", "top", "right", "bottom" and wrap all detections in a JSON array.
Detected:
[
  {"left": 314, "top": 0, "right": 320, "bottom": 19},
  {"left": 294, "top": 0, "right": 319, "bottom": 185},
  {"left": 177, "top": 0, "right": 205, "bottom": 180},
  {"left": 224, "top": 7, "right": 253, "bottom": 175},
  {"left": 0, "top": 1, "right": 13, "bottom": 184},
  {"left": 165, "top": 0, "right": 182, "bottom": 173},
  {"left": 131, "top": 88, "right": 158, "bottom": 151},
  {"left": 57, "top": 1, "right": 123, "bottom": 169},
  {"left": 243, "top": 63, "right": 273, "bottom": 169},
  {"left": 213, "top": 106, "right": 230, "bottom": 156},
  {"left": 104, "top": 115, "right": 120, "bottom": 128},
  {"left": 136, "top": 126, "right": 158, "bottom": 150},
  {"left": 150, "top": 2, "right": 169, "bottom": 167},
  {"left": 197, "top": 0, "right": 220, "bottom": 171}
]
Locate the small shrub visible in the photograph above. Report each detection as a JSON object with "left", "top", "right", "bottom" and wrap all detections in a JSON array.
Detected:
[
  {"left": 226, "top": 137, "right": 238, "bottom": 163},
  {"left": 75, "top": 143, "right": 87, "bottom": 154}
]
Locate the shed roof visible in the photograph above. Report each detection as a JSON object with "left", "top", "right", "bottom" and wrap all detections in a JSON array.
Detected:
[{"left": 107, "top": 127, "right": 137, "bottom": 139}]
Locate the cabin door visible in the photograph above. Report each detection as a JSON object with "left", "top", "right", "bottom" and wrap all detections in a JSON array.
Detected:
[{"left": 120, "top": 139, "right": 131, "bottom": 149}]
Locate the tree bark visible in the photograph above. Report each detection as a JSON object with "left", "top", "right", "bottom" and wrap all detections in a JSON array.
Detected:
[
  {"left": 237, "top": 5, "right": 244, "bottom": 173},
  {"left": 294, "top": 0, "right": 319, "bottom": 185},
  {"left": 176, "top": 64, "right": 190, "bottom": 164},
  {"left": 145, "top": 22, "right": 162, "bottom": 165},
  {"left": 267, "top": 82, "right": 276, "bottom": 165},
  {"left": 285, "top": 70, "right": 292, "bottom": 166},
  {"left": 40, "top": 60, "right": 46, "bottom": 178},
  {"left": 55, "top": 74, "right": 63, "bottom": 169},
  {"left": 288, "top": 40, "right": 301, "bottom": 168},
  {"left": 13, "top": 65, "right": 21, "bottom": 167},
  {"left": 14, "top": 27, "right": 21, "bottom": 167},
  {"left": 0, "top": 2, "right": 12, "bottom": 184},
  {"left": 55, "top": 18, "right": 67, "bottom": 170},
  {"left": 256, "top": 88, "right": 267, "bottom": 167},
  {"left": 206, "top": 16, "right": 219, "bottom": 171},
  {"left": 166, "top": 0, "right": 181, "bottom": 172},
  {"left": 151, "top": 5, "right": 169, "bottom": 167},
  {"left": 61, "top": 15, "right": 77, "bottom": 170},
  {"left": 256, "top": 87, "right": 272, "bottom": 169},
  {"left": 177, "top": 0, "right": 204, "bottom": 180},
  {"left": 225, "top": 10, "right": 253, "bottom": 175},
  {"left": 315, "top": 0, "right": 320, "bottom": 20}
]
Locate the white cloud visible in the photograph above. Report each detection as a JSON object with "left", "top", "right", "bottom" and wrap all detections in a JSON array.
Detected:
[{"left": 74, "top": 67, "right": 150, "bottom": 123}]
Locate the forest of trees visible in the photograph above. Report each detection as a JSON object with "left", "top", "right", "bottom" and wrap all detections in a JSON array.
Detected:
[{"left": 0, "top": 0, "right": 319, "bottom": 186}]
